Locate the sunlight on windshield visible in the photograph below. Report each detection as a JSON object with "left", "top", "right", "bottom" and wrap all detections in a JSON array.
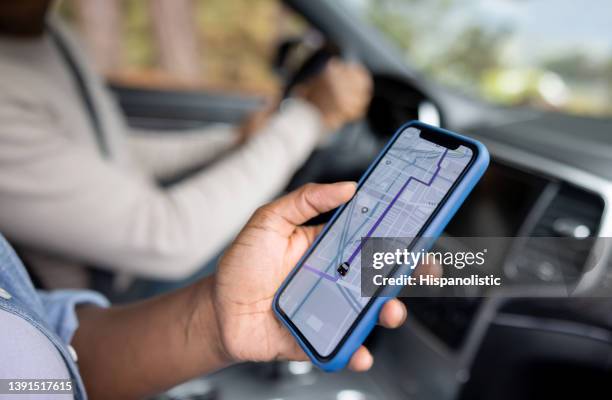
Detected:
[{"left": 344, "top": 0, "right": 612, "bottom": 118}]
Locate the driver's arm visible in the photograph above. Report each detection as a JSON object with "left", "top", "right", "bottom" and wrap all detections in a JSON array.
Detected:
[
  {"left": 0, "top": 96, "right": 321, "bottom": 280},
  {"left": 127, "top": 124, "right": 240, "bottom": 182},
  {"left": 127, "top": 59, "right": 372, "bottom": 183},
  {"left": 0, "top": 60, "right": 370, "bottom": 279},
  {"left": 126, "top": 99, "right": 298, "bottom": 183}
]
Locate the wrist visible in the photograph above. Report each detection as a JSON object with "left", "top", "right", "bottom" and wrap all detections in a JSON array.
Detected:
[
  {"left": 188, "top": 277, "right": 234, "bottom": 369},
  {"left": 296, "top": 97, "right": 338, "bottom": 132},
  {"left": 283, "top": 97, "right": 335, "bottom": 139}
]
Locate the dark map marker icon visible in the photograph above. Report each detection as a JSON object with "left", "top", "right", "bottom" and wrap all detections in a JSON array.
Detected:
[{"left": 337, "top": 262, "right": 350, "bottom": 277}]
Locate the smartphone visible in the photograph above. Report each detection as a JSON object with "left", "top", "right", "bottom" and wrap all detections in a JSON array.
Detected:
[{"left": 273, "top": 121, "right": 489, "bottom": 371}]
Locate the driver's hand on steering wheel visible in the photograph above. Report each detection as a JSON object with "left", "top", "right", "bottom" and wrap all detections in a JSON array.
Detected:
[
  {"left": 295, "top": 58, "right": 373, "bottom": 133},
  {"left": 237, "top": 58, "right": 371, "bottom": 143}
]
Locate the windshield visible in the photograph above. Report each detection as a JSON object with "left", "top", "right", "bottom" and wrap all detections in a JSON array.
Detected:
[{"left": 343, "top": 0, "right": 612, "bottom": 118}]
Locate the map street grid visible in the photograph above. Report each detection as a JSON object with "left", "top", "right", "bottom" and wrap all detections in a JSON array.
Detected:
[{"left": 279, "top": 127, "right": 473, "bottom": 356}]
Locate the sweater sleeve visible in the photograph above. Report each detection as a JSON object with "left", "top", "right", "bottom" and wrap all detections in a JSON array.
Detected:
[
  {"left": 0, "top": 96, "right": 324, "bottom": 280},
  {"left": 127, "top": 123, "right": 239, "bottom": 181}
]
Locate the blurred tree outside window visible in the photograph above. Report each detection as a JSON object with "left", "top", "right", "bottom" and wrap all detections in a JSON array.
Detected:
[
  {"left": 59, "top": 0, "right": 310, "bottom": 97},
  {"left": 345, "top": 0, "right": 612, "bottom": 118}
]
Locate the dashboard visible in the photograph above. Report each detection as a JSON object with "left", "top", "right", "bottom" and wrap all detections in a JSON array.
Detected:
[
  {"left": 317, "top": 73, "right": 612, "bottom": 399},
  {"left": 366, "top": 76, "right": 612, "bottom": 399}
]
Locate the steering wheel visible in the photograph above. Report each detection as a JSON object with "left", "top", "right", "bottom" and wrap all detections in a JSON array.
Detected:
[
  {"left": 274, "top": 39, "right": 382, "bottom": 197},
  {"left": 276, "top": 40, "right": 342, "bottom": 99}
]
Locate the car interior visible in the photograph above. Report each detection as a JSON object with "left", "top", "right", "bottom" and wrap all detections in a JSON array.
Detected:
[{"left": 56, "top": 0, "right": 612, "bottom": 399}]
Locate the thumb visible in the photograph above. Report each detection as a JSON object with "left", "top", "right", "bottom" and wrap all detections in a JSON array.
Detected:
[{"left": 252, "top": 182, "right": 356, "bottom": 236}]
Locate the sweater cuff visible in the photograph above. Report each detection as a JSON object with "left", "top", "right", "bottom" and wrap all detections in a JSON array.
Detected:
[{"left": 279, "top": 97, "right": 327, "bottom": 144}]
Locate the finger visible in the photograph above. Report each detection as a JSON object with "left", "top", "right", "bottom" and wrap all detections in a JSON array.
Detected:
[
  {"left": 348, "top": 346, "right": 374, "bottom": 372},
  {"left": 341, "top": 96, "right": 369, "bottom": 120},
  {"left": 378, "top": 298, "right": 407, "bottom": 328},
  {"left": 258, "top": 182, "right": 356, "bottom": 232},
  {"left": 281, "top": 338, "right": 310, "bottom": 362},
  {"left": 325, "top": 58, "right": 342, "bottom": 78},
  {"left": 414, "top": 261, "right": 443, "bottom": 278},
  {"left": 346, "top": 64, "right": 373, "bottom": 92},
  {"left": 275, "top": 326, "right": 310, "bottom": 362}
]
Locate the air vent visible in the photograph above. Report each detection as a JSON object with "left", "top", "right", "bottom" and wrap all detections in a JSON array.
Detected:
[
  {"left": 533, "top": 185, "right": 603, "bottom": 237},
  {"left": 507, "top": 184, "right": 604, "bottom": 284}
]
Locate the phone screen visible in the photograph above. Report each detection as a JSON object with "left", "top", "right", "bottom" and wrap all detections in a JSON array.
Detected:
[{"left": 277, "top": 126, "right": 476, "bottom": 358}]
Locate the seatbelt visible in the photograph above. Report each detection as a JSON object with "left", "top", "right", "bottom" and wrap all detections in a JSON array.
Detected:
[
  {"left": 44, "top": 24, "right": 116, "bottom": 294},
  {"left": 46, "top": 24, "right": 110, "bottom": 159}
]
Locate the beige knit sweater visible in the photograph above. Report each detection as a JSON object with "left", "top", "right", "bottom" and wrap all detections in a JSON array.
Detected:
[{"left": 0, "top": 17, "right": 324, "bottom": 285}]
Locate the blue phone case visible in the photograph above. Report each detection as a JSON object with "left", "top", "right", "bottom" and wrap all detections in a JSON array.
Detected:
[{"left": 273, "top": 121, "right": 490, "bottom": 371}]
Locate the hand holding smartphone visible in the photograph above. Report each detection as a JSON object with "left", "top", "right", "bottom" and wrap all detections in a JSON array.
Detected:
[{"left": 273, "top": 121, "right": 489, "bottom": 371}]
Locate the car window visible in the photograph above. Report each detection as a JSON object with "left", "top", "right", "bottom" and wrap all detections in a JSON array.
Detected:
[
  {"left": 342, "top": 0, "right": 612, "bottom": 119},
  {"left": 59, "top": 0, "right": 312, "bottom": 97}
]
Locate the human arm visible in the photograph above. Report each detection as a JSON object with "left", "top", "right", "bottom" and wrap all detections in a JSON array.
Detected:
[
  {"left": 72, "top": 182, "right": 408, "bottom": 399},
  {"left": 0, "top": 93, "right": 323, "bottom": 280},
  {"left": 127, "top": 124, "right": 239, "bottom": 182},
  {"left": 0, "top": 59, "right": 371, "bottom": 280},
  {"left": 127, "top": 59, "right": 372, "bottom": 182}
]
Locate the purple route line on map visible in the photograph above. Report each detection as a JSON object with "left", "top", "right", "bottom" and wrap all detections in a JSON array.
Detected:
[
  {"left": 303, "top": 264, "right": 339, "bottom": 282},
  {"left": 301, "top": 149, "right": 448, "bottom": 283},
  {"left": 345, "top": 149, "right": 448, "bottom": 265}
]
